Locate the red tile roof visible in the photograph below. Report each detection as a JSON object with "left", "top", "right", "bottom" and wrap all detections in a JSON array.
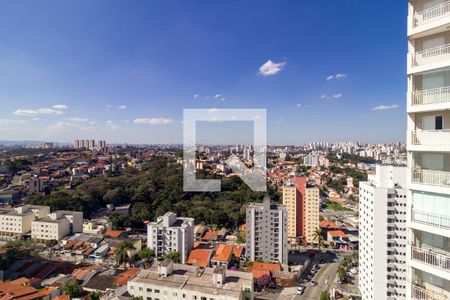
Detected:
[
  {"left": 211, "top": 244, "right": 234, "bottom": 262},
  {"left": 187, "top": 248, "right": 213, "bottom": 268}
]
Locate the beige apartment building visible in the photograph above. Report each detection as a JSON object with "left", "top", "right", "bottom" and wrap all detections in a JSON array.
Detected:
[{"left": 282, "top": 177, "right": 320, "bottom": 246}]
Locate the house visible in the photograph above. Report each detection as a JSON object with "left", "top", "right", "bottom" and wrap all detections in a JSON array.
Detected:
[{"left": 327, "top": 230, "right": 350, "bottom": 250}]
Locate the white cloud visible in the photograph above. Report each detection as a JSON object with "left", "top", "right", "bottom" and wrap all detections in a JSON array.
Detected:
[
  {"left": 13, "top": 109, "right": 39, "bottom": 117},
  {"left": 117, "top": 105, "right": 127, "bottom": 109},
  {"left": 321, "top": 93, "right": 343, "bottom": 99},
  {"left": 326, "top": 73, "right": 347, "bottom": 80},
  {"left": 68, "top": 117, "right": 89, "bottom": 123},
  {"left": 193, "top": 94, "right": 199, "bottom": 99},
  {"left": 53, "top": 104, "right": 67, "bottom": 110},
  {"left": 37, "top": 108, "right": 63, "bottom": 115},
  {"left": 105, "top": 120, "right": 119, "bottom": 130},
  {"left": 214, "top": 94, "right": 222, "bottom": 99},
  {"left": 134, "top": 118, "right": 174, "bottom": 125},
  {"left": 371, "top": 104, "right": 399, "bottom": 111},
  {"left": 208, "top": 108, "right": 219, "bottom": 114},
  {"left": 258, "top": 60, "right": 286, "bottom": 76}
]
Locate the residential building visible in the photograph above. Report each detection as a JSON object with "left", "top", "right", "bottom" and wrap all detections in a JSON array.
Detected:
[
  {"left": 245, "top": 196, "right": 288, "bottom": 264},
  {"left": 407, "top": 1, "right": 450, "bottom": 299},
  {"left": 359, "top": 165, "right": 408, "bottom": 300},
  {"left": 0, "top": 205, "right": 50, "bottom": 240},
  {"left": 147, "top": 212, "right": 194, "bottom": 264},
  {"left": 282, "top": 177, "right": 320, "bottom": 246},
  {"left": 31, "top": 210, "right": 83, "bottom": 241},
  {"left": 127, "top": 260, "right": 253, "bottom": 300}
]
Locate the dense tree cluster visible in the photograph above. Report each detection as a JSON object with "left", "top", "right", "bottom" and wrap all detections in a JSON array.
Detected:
[{"left": 26, "top": 158, "right": 278, "bottom": 230}]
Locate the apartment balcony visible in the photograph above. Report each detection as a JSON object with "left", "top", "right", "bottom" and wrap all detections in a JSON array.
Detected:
[
  {"left": 409, "top": 43, "right": 450, "bottom": 74},
  {"left": 413, "top": 209, "right": 450, "bottom": 229},
  {"left": 409, "top": 1, "right": 450, "bottom": 38},
  {"left": 412, "top": 284, "right": 448, "bottom": 300},
  {"left": 412, "top": 168, "right": 450, "bottom": 188},
  {"left": 411, "top": 130, "right": 450, "bottom": 151},
  {"left": 412, "top": 87, "right": 450, "bottom": 106},
  {"left": 415, "top": 1, "right": 450, "bottom": 27},
  {"left": 412, "top": 246, "right": 450, "bottom": 272}
]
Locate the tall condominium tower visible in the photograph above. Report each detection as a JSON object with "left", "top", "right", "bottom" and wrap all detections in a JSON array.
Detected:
[
  {"left": 359, "top": 165, "right": 408, "bottom": 300},
  {"left": 282, "top": 177, "right": 320, "bottom": 246},
  {"left": 245, "top": 196, "right": 288, "bottom": 264},
  {"left": 407, "top": 1, "right": 450, "bottom": 299}
]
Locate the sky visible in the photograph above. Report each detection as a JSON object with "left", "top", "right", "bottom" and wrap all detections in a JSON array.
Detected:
[{"left": 0, "top": 0, "right": 408, "bottom": 145}]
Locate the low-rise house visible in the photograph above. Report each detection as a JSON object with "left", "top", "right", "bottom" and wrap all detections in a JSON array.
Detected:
[{"left": 327, "top": 230, "right": 350, "bottom": 250}]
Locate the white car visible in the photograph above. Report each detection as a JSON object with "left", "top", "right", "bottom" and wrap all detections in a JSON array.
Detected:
[{"left": 296, "top": 287, "right": 305, "bottom": 295}]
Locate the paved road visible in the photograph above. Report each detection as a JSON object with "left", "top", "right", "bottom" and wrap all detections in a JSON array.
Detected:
[{"left": 295, "top": 262, "right": 339, "bottom": 300}]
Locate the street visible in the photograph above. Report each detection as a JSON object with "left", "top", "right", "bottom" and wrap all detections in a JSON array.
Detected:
[{"left": 295, "top": 262, "right": 339, "bottom": 300}]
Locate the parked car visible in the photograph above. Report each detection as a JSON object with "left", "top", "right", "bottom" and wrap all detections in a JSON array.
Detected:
[
  {"left": 310, "top": 280, "right": 318, "bottom": 286},
  {"left": 296, "top": 286, "right": 305, "bottom": 295}
]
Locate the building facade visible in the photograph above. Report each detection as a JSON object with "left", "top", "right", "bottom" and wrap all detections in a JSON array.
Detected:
[
  {"left": 31, "top": 210, "right": 83, "bottom": 241},
  {"left": 127, "top": 260, "right": 253, "bottom": 300},
  {"left": 359, "top": 165, "right": 408, "bottom": 300},
  {"left": 282, "top": 177, "right": 320, "bottom": 246},
  {"left": 245, "top": 196, "right": 288, "bottom": 264},
  {"left": 0, "top": 205, "right": 50, "bottom": 239},
  {"left": 147, "top": 212, "right": 195, "bottom": 264},
  {"left": 407, "top": 1, "right": 450, "bottom": 299}
]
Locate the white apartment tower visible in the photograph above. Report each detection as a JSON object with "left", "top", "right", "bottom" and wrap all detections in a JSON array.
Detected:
[
  {"left": 407, "top": 1, "right": 450, "bottom": 299},
  {"left": 147, "top": 212, "right": 194, "bottom": 264},
  {"left": 359, "top": 165, "right": 408, "bottom": 300},
  {"left": 246, "top": 196, "right": 288, "bottom": 264}
]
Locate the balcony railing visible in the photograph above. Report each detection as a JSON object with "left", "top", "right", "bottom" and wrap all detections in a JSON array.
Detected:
[
  {"left": 411, "top": 246, "right": 450, "bottom": 272},
  {"left": 412, "top": 209, "right": 450, "bottom": 229},
  {"left": 412, "top": 168, "right": 450, "bottom": 187},
  {"left": 411, "top": 130, "right": 450, "bottom": 145},
  {"left": 412, "top": 86, "right": 450, "bottom": 105},
  {"left": 412, "top": 284, "right": 448, "bottom": 300},
  {"left": 412, "top": 44, "right": 450, "bottom": 67},
  {"left": 414, "top": 1, "right": 450, "bottom": 27}
]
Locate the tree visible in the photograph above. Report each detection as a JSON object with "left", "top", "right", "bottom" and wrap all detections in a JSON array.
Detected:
[
  {"left": 164, "top": 251, "right": 180, "bottom": 263},
  {"left": 88, "top": 291, "right": 101, "bottom": 300},
  {"left": 337, "top": 265, "right": 347, "bottom": 283},
  {"left": 61, "top": 279, "right": 83, "bottom": 298},
  {"left": 320, "top": 291, "right": 330, "bottom": 300},
  {"left": 256, "top": 274, "right": 272, "bottom": 289},
  {"left": 138, "top": 248, "right": 155, "bottom": 261},
  {"left": 116, "top": 240, "right": 136, "bottom": 265},
  {"left": 312, "top": 227, "right": 323, "bottom": 252}
]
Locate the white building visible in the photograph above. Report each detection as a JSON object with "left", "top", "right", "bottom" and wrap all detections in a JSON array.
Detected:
[
  {"left": 245, "top": 196, "right": 288, "bottom": 264},
  {"left": 31, "top": 210, "right": 83, "bottom": 241},
  {"left": 127, "top": 260, "right": 253, "bottom": 300},
  {"left": 147, "top": 212, "right": 194, "bottom": 264},
  {"left": 359, "top": 165, "right": 408, "bottom": 300},
  {"left": 407, "top": 1, "right": 450, "bottom": 299},
  {"left": 0, "top": 205, "right": 50, "bottom": 239}
]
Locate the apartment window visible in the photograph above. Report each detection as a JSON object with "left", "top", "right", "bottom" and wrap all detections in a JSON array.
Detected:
[
  {"left": 154, "top": 290, "right": 160, "bottom": 294},
  {"left": 147, "top": 288, "right": 152, "bottom": 292}
]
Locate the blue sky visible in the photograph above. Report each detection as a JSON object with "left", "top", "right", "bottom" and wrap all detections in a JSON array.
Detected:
[{"left": 0, "top": 0, "right": 407, "bottom": 145}]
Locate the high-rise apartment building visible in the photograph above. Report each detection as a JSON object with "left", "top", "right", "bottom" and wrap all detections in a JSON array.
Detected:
[
  {"left": 407, "top": 1, "right": 450, "bottom": 299},
  {"left": 359, "top": 165, "right": 408, "bottom": 300},
  {"left": 147, "top": 212, "right": 195, "bottom": 264},
  {"left": 245, "top": 196, "right": 288, "bottom": 264},
  {"left": 282, "top": 177, "right": 320, "bottom": 246}
]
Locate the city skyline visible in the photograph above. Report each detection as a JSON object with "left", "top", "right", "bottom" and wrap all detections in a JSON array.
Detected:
[{"left": 0, "top": 1, "right": 407, "bottom": 144}]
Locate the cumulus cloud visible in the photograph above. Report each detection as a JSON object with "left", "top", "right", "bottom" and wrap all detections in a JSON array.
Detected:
[
  {"left": 134, "top": 118, "right": 174, "bottom": 125},
  {"left": 117, "top": 105, "right": 127, "bottom": 109},
  {"left": 258, "top": 60, "right": 286, "bottom": 76},
  {"left": 371, "top": 104, "right": 398, "bottom": 111},
  {"left": 36, "top": 108, "right": 63, "bottom": 115},
  {"left": 13, "top": 109, "right": 39, "bottom": 117},
  {"left": 326, "top": 73, "right": 347, "bottom": 80},
  {"left": 193, "top": 94, "right": 199, "bottom": 99},
  {"left": 53, "top": 104, "right": 68, "bottom": 110},
  {"left": 208, "top": 108, "right": 219, "bottom": 114}
]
